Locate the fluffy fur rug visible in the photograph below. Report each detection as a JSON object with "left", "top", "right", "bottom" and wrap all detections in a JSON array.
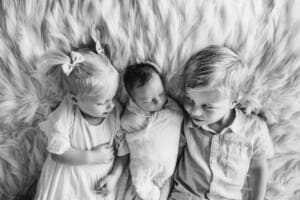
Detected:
[{"left": 1, "top": 0, "right": 300, "bottom": 199}]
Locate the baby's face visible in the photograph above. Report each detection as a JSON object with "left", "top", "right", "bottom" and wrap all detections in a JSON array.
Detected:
[
  {"left": 184, "top": 87, "right": 233, "bottom": 128},
  {"left": 131, "top": 73, "right": 167, "bottom": 112}
]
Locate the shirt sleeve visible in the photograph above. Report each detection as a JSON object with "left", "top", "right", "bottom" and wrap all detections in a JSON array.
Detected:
[
  {"left": 39, "top": 96, "right": 73, "bottom": 155},
  {"left": 114, "top": 102, "right": 129, "bottom": 156},
  {"left": 252, "top": 119, "right": 274, "bottom": 160}
]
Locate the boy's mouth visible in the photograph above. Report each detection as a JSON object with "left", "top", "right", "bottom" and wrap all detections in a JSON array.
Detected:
[
  {"left": 190, "top": 115, "right": 204, "bottom": 122},
  {"left": 191, "top": 118, "right": 206, "bottom": 124}
]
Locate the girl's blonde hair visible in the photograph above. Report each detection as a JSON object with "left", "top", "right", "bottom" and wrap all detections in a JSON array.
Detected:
[
  {"left": 40, "top": 49, "right": 119, "bottom": 97},
  {"left": 184, "top": 45, "right": 248, "bottom": 100}
]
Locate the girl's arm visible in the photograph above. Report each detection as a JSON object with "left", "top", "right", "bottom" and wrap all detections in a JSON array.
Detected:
[
  {"left": 248, "top": 158, "right": 268, "bottom": 200},
  {"left": 51, "top": 142, "right": 114, "bottom": 165},
  {"left": 95, "top": 154, "right": 129, "bottom": 196},
  {"left": 108, "top": 154, "right": 129, "bottom": 179}
]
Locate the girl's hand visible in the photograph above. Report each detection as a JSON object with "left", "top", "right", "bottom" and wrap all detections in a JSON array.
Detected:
[
  {"left": 94, "top": 174, "right": 118, "bottom": 197},
  {"left": 91, "top": 143, "right": 114, "bottom": 164}
]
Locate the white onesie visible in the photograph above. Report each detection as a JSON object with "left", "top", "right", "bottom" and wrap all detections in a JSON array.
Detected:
[{"left": 121, "top": 97, "right": 183, "bottom": 200}]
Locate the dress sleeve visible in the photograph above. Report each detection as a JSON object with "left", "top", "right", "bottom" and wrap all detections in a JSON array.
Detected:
[
  {"left": 39, "top": 96, "right": 74, "bottom": 155},
  {"left": 114, "top": 102, "right": 129, "bottom": 156},
  {"left": 252, "top": 119, "right": 274, "bottom": 160}
]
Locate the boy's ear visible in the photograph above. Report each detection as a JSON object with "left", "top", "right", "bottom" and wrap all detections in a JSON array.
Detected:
[{"left": 70, "top": 94, "right": 78, "bottom": 105}]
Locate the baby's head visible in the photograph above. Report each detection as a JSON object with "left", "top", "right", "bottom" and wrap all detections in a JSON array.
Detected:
[
  {"left": 123, "top": 62, "right": 166, "bottom": 113},
  {"left": 183, "top": 45, "right": 248, "bottom": 127},
  {"left": 43, "top": 49, "right": 119, "bottom": 118}
]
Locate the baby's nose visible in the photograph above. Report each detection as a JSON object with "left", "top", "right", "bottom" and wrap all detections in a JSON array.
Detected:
[{"left": 153, "top": 98, "right": 159, "bottom": 105}]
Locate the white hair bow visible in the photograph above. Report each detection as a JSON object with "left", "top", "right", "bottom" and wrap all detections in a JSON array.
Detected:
[{"left": 62, "top": 51, "right": 85, "bottom": 76}]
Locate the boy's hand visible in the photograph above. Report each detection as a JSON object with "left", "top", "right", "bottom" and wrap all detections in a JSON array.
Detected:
[
  {"left": 94, "top": 174, "right": 118, "bottom": 197},
  {"left": 92, "top": 143, "right": 114, "bottom": 164}
]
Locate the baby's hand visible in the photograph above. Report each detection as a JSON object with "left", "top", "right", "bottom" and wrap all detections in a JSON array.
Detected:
[
  {"left": 92, "top": 143, "right": 114, "bottom": 164},
  {"left": 94, "top": 174, "right": 118, "bottom": 197}
]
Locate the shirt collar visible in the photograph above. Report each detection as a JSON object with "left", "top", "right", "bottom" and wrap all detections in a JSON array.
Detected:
[{"left": 187, "top": 108, "right": 243, "bottom": 135}]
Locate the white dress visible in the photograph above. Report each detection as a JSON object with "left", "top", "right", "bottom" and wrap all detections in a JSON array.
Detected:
[
  {"left": 35, "top": 95, "right": 128, "bottom": 200},
  {"left": 121, "top": 97, "right": 183, "bottom": 200}
]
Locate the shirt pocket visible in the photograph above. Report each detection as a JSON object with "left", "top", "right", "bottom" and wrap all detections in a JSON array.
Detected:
[{"left": 221, "top": 139, "right": 252, "bottom": 183}]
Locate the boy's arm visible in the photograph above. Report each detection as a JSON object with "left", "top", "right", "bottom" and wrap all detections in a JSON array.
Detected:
[{"left": 248, "top": 158, "right": 268, "bottom": 200}]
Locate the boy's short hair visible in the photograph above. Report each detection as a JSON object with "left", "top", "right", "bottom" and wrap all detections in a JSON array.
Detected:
[
  {"left": 184, "top": 45, "right": 248, "bottom": 99},
  {"left": 123, "top": 62, "right": 161, "bottom": 96}
]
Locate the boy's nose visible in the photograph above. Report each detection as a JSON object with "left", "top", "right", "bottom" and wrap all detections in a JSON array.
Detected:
[
  {"left": 189, "top": 106, "right": 204, "bottom": 117},
  {"left": 106, "top": 101, "right": 114, "bottom": 110}
]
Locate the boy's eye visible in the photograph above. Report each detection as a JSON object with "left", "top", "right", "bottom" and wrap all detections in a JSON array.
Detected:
[
  {"left": 184, "top": 97, "right": 194, "bottom": 105},
  {"left": 202, "top": 104, "right": 213, "bottom": 110}
]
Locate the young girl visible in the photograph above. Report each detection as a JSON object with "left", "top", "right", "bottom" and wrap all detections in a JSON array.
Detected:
[
  {"left": 169, "top": 45, "right": 274, "bottom": 200},
  {"left": 121, "top": 62, "right": 183, "bottom": 200},
  {"left": 35, "top": 45, "right": 129, "bottom": 200}
]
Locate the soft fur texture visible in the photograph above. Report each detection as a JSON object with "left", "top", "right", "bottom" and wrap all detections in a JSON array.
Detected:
[{"left": 0, "top": 0, "right": 300, "bottom": 199}]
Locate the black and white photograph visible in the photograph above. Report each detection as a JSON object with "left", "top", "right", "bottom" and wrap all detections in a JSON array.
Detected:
[{"left": 0, "top": 1, "right": 299, "bottom": 200}]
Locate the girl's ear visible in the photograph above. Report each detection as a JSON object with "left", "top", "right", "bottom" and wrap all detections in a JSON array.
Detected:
[{"left": 70, "top": 94, "right": 78, "bottom": 105}]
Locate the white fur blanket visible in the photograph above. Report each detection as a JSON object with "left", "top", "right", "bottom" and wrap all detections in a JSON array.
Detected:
[{"left": 0, "top": 0, "right": 300, "bottom": 199}]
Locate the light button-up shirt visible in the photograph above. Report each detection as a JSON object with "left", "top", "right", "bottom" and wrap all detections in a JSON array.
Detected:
[{"left": 174, "top": 108, "right": 274, "bottom": 200}]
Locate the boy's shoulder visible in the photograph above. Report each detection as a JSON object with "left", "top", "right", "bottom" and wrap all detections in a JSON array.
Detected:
[
  {"left": 235, "top": 108, "right": 268, "bottom": 136},
  {"left": 163, "top": 96, "right": 183, "bottom": 116}
]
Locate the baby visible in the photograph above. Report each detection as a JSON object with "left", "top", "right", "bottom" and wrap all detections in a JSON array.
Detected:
[{"left": 121, "top": 62, "right": 183, "bottom": 200}]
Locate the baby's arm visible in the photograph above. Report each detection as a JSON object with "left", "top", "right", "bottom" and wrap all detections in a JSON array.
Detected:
[{"left": 248, "top": 158, "right": 268, "bottom": 200}]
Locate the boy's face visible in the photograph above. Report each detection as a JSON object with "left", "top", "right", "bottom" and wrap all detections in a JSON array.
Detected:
[
  {"left": 131, "top": 73, "right": 167, "bottom": 112},
  {"left": 184, "top": 87, "right": 234, "bottom": 128}
]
